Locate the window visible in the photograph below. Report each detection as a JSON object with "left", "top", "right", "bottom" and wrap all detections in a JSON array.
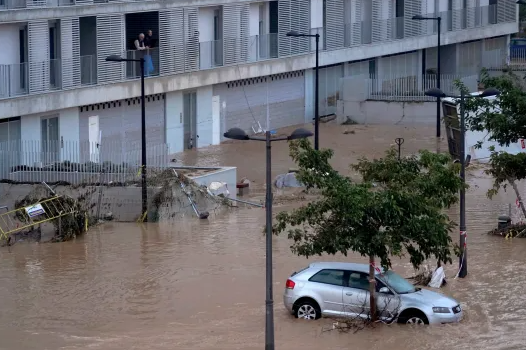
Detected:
[
  {"left": 381, "top": 270, "right": 416, "bottom": 294},
  {"left": 309, "top": 269, "right": 344, "bottom": 286},
  {"left": 347, "top": 271, "right": 369, "bottom": 290}
]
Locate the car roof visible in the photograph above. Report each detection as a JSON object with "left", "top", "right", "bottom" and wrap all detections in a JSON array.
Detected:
[{"left": 308, "top": 262, "right": 382, "bottom": 274}]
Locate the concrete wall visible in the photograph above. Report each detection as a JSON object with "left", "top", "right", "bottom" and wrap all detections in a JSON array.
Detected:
[
  {"left": 0, "top": 21, "right": 516, "bottom": 119},
  {"left": 337, "top": 100, "right": 437, "bottom": 126},
  {"left": 0, "top": 166, "right": 237, "bottom": 222}
]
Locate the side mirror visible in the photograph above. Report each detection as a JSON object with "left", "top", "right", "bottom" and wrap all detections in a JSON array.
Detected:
[{"left": 379, "top": 287, "right": 390, "bottom": 294}]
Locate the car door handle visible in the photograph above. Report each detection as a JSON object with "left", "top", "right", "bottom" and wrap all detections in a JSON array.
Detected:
[{"left": 345, "top": 292, "right": 353, "bottom": 296}]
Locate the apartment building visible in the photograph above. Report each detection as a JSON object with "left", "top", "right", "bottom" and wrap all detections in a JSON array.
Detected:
[{"left": 0, "top": 0, "right": 518, "bottom": 165}]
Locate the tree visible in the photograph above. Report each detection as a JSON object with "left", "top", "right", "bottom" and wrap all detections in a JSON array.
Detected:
[
  {"left": 458, "top": 70, "right": 526, "bottom": 217},
  {"left": 273, "top": 139, "right": 464, "bottom": 322}
]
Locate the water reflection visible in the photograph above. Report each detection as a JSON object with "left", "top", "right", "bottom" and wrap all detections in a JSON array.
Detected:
[{"left": 1, "top": 124, "right": 526, "bottom": 349}]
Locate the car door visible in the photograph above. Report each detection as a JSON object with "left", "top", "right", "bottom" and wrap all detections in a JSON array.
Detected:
[
  {"left": 307, "top": 269, "right": 345, "bottom": 316},
  {"left": 342, "top": 271, "right": 370, "bottom": 317}
]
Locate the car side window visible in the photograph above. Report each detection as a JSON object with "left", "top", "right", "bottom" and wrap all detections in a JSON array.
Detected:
[
  {"left": 309, "top": 269, "right": 344, "bottom": 286},
  {"left": 347, "top": 272, "right": 370, "bottom": 291}
]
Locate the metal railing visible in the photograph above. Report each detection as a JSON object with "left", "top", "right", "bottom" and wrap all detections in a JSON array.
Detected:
[
  {"left": 0, "top": 139, "right": 170, "bottom": 184},
  {"left": 124, "top": 47, "right": 160, "bottom": 79},
  {"left": 361, "top": 74, "right": 478, "bottom": 101},
  {"left": 0, "top": 62, "right": 28, "bottom": 99},
  {"left": 80, "top": 54, "right": 97, "bottom": 85}
]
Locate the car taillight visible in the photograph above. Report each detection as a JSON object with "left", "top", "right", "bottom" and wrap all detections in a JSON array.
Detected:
[{"left": 286, "top": 279, "right": 295, "bottom": 289}]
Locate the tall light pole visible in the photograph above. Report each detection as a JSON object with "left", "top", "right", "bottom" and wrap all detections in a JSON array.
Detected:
[
  {"left": 224, "top": 127, "right": 312, "bottom": 350},
  {"left": 286, "top": 30, "right": 320, "bottom": 150},
  {"left": 106, "top": 54, "right": 148, "bottom": 221},
  {"left": 412, "top": 15, "right": 442, "bottom": 144},
  {"left": 425, "top": 87, "right": 500, "bottom": 278}
]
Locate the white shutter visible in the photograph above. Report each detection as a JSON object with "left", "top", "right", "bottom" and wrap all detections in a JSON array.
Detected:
[
  {"left": 404, "top": 0, "right": 422, "bottom": 37},
  {"left": 159, "top": 9, "right": 185, "bottom": 75},
  {"left": 351, "top": 0, "right": 362, "bottom": 46},
  {"left": 497, "top": 0, "right": 516, "bottom": 23},
  {"left": 96, "top": 14, "right": 125, "bottom": 84},
  {"left": 452, "top": 0, "right": 462, "bottom": 30},
  {"left": 28, "top": 20, "right": 49, "bottom": 94},
  {"left": 61, "top": 17, "right": 80, "bottom": 89},
  {"left": 326, "top": 0, "right": 345, "bottom": 49},
  {"left": 278, "top": 0, "right": 292, "bottom": 57},
  {"left": 278, "top": 0, "right": 310, "bottom": 57},
  {"left": 466, "top": 0, "right": 476, "bottom": 28},
  {"left": 372, "top": 0, "right": 382, "bottom": 43},
  {"left": 292, "top": 0, "right": 310, "bottom": 55},
  {"left": 223, "top": 3, "right": 250, "bottom": 65},
  {"left": 184, "top": 7, "right": 200, "bottom": 71}
]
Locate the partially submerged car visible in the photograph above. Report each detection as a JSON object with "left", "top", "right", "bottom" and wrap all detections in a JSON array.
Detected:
[{"left": 283, "top": 262, "right": 462, "bottom": 325}]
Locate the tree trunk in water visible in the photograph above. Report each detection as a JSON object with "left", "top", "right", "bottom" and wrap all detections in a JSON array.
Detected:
[
  {"left": 369, "top": 255, "right": 377, "bottom": 322},
  {"left": 509, "top": 179, "right": 526, "bottom": 218}
]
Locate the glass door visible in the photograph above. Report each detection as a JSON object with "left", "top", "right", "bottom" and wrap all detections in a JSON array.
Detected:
[{"left": 183, "top": 92, "right": 197, "bottom": 150}]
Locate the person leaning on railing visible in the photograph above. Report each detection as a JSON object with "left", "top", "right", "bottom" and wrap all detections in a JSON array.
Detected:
[
  {"left": 143, "top": 30, "right": 155, "bottom": 76},
  {"left": 134, "top": 33, "right": 151, "bottom": 77}
]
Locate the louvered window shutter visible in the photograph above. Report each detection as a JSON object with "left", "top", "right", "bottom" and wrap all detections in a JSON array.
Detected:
[
  {"left": 404, "top": 0, "right": 422, "bottom": 37},
  {"left": 184, "top": 7, "right": 199, "bottom": 71},
  {"left": 223, "top": 4, "right": 250, "bottom": 65},
  {"left": 278, "top": 0, "right": 310, "bottom": 57},
  {"left": 28, "top": 20, "right": 50, "bottom": 94},
  {"left": 351, "top": 0, "right": 362, "bottom": 46},
  {"left": 61, "top": 17, "right": 80, "bottom": 89},
  {"left": 452, "top": 0, "right": 462, "bottom": 30},
  {"left": 325, "top": 0, "right": 345, "bottom": 49},
  {"left": 96, "top": 14, "right": 125, "bottom": 84},
  {"left": 497, "top": 0, "right": 516, "bottom": 23},
  {"left": 159, "top": 9, "right": 185, "bottom": 75}
]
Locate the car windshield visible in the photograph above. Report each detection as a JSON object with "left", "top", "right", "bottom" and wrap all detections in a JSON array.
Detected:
[{"left": 381, "top": 270, "right": 416, "bottom": 294}]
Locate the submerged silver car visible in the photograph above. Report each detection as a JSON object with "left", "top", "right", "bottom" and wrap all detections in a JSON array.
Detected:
[{"left": 283, "top": 262, "right": 463, "bottom": 325}]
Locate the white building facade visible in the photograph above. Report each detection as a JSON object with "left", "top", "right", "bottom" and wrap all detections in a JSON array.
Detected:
[{"left": 0, "top": 0, "right": 519, "bottom": 165}]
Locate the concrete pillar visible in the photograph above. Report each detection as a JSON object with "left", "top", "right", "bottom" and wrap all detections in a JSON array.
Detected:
[
  {"left": 59, "top": 108, "right": 80, "bottom": 162},
  {"left": 196, "top": 85, "right": 214, "bottom": 148},
  {"left": 304, "top": 68, "right": 314, "bottom": 124},
  {"left": 165, "top": 91, "right": 184, "bottom": 154}
]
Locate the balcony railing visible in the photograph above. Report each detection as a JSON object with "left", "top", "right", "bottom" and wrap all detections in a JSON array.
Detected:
[
  {"left": 124, "top": 47, "right": 160, "bottom": 79},
  {"left": 0, "top": 4, "right": 515, "bottom": 101},
  {"left": 80, "top": 54, "right": 97, "bottom": 86},
  {"left": 0, "top": 62, "right": 28, "bottom": 99}
]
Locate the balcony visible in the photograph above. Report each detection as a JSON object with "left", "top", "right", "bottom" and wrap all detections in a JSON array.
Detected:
[{"left": 0, "top": 4, "right": 515, "bottom": 101}]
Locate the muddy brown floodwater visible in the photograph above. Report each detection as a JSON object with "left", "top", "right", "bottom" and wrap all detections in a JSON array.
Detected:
[{"left": 2, "top": 123, "right": 526, "bottom": 350}]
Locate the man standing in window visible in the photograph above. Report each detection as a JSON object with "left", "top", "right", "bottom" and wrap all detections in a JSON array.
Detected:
[{"left": 144, "top": 30, "right": 155, "bottom": 76}]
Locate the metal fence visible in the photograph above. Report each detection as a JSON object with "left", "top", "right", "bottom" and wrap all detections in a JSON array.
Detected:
[
  {"left": 0, "top": 139, "right": 170, "bottom": 184},
  {"left": 340, "top": 73, "right": 479, "bottom": 102},
  {"left": 364, "top": 74, "right": 478, "bottom": 101}
]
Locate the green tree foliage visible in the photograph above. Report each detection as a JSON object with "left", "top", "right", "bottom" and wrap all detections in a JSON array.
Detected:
[
  {"left": 458, "top": 70, "right": 526, "bottom": 215},
  {"left": 273, "top": 139, "right": 464, "bottom": 270}
]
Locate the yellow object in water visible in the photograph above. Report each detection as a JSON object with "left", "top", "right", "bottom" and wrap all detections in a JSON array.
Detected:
[{"left": 0, "top": 196, "right": 77, "bottom": 240}]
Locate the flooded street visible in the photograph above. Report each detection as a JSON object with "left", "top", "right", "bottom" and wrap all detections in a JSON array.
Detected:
[{"left": 2, "top": 123, "right": 526, "bottom": 350}]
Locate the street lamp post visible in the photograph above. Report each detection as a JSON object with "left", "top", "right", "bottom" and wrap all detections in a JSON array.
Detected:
[
  {"left": 425, "top": 87, "right": 500, "bottom": 278},
  {"left": 223, "top": 127, "right": 313, "bottom": 350},
  {"left": 106, "top": 55, "right": 148, "bottom": 221},
  {"left": 286, "top": 30, "right": 320, "bottom": 150},
  {"left": 412, "top": 15, "right": 442, "bottom": 142}
]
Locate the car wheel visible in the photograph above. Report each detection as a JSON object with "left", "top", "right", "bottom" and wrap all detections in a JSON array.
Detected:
[
  {"left": 294, "top": 300, "right": 321, "bottom": 320},
  {"left": 398, "top": 310, "right": 429, "bottom": 325}
]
